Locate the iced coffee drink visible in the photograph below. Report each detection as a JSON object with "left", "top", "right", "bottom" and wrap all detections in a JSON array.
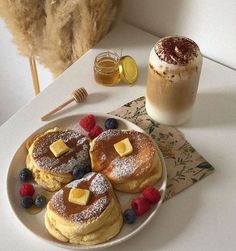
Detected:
[{"left": 146, "top": 36, "right": 202, "bottom": 125}]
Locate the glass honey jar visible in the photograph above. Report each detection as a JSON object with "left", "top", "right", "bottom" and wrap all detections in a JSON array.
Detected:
[
  {"left": 94, "top": 51, "right": 138, "bottom": 86},
  {"left": 94, "top": 51, "right": 121, "bottom": 86}
]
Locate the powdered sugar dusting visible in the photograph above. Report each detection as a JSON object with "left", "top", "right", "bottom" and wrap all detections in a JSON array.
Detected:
[
  {"left": 50, "top": 157, "right": 78, "bottom": 173},
  {"left": 83, "top": 172, "right": 95, "bottom": 180},
  {"left": 95, "top": 129, "right": 126, "bottom": 142},
  {"left": 31, "top": 129, "right": 90, "bottom": 173},
  {"left": 50, "top": 190, "right": 66, "bottom": 214},
  {"left": 90, "top": 173, "right": 110, "bottom": 195},
  {"left": 66, "top": 173, "right": 95, "bottom": 188},
  {"left": 77, "top": 137, "right": 87, "bottom": 146},
  {"left": 36, "top": 156, "right": 60, "bottom": 169},
  {"left": 111, "top": 156, "right": 137, "bottom": 178},
  {"left": 69, "top": 197, "right": 109, "bottom": 222},
  {"left": 93, "top": 130, "right": 156, "bottom": 179},
  {"left": 33, "top": 130, "right": 80, "bottom": 156},
  {"left": 48, "top": 173, "right": 111, "bottom": 222}
]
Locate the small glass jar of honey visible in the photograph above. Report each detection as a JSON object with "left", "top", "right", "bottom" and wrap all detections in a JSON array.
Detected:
[{"left": 94, "top": 51, "right": 121, "bottom": 86}]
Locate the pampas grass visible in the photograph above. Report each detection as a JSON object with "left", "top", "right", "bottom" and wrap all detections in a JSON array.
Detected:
[{"left": 0, "top": 0, "right": 120, "bottom": 76}]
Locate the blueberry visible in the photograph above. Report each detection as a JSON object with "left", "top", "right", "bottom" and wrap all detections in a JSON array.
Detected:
[
  {"left": 123, "top": 208, "right": 137, "bottom": 224},
  {"left": 72, "top": 160, "right": 91, "bottom": 180},
  {"left": 105, "top": 118, "right": 118, "bottom": 130},
  {"left": 21, "top": 196, "right": 34, "bottom": 208},
  {"left": 72, "top": 166, "right": 85, "bottom": 180},
  {"left": 35, "top": 195, "right": 47, "bottom": 208},
  {"left": 19, "top": 168, "right": 32, "bottom": 182}
]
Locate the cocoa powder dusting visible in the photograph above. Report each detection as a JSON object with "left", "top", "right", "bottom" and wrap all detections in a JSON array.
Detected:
[{"left": 155, "top": 37, "right": 199, "bottom": 65}]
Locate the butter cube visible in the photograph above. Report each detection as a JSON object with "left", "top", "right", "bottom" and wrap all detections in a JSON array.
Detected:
[
  {"left": 68, "top": 188, "right": 90, "bottom": 205},
  {"left": 49, "top": 139, "right": 70, "bottom": 157},
  {"left": 114, "top": 138, "right": 133, "bottom": 157}
]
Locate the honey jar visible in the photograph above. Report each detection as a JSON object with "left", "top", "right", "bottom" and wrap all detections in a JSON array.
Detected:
[
  {"left": 94, "top": 51, "right": 121, "bottom": 86},
  {"left": 94, "top": 51, "right": 138, "bottom": 86}
]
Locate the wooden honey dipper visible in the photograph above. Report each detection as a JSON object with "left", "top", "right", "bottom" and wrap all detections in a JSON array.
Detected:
[{"left": 41, "top": 87, "right": 88, "bottom": 121}]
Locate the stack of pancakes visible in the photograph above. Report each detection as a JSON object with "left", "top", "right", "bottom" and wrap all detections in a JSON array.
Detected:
[
  {"left": 26, "top": 128, "right": 90, "bottom": 191},
  {"left": 26, "top": 127, "right": 163, "bottom": 245},
  {"left": 45, "top": 172, "right": 122, "bottom": 245},
  {"left": 90, "top": 130, "right": 162, "bottom": 193}
]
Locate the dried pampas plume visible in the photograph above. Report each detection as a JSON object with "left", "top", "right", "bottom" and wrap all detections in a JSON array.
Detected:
[{"left": 0, "top": 0, "right": 120, "bottom": 76}]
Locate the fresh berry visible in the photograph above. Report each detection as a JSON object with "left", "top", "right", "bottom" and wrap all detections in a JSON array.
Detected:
[
  {"left": 35, "top": 195, "right": 47, "bottom": 208},
  {"left": 142, "top": 187, "right": 161, "bottom": 204},
  {"left": 123, "top": 208, "right": 137, "bottom": 224},
  {"left": 72, "top": 166, "right": 84, "bottom": 180},
  {"left": 21, "top": 196, "right": 34, "bottom": 208},
  {"left": 105, "top": 118, "right": 118, "bottom": 130},
  {"left": 72, "top": 161, "right": 92, "bottom": 180},
  {"left": 88, "top": 124, "right": 103, "bottom": 139},
  {"left": 131, "top": 197, "right": 151, "bottom": 216},
  {"left": 19, "top": 183, "right": 35, "bottom": 197},
  {"left": 79, "top": 114, "right": 96, "bottom": 132},
  {"left": 19, "top": 168, "right": 32, "bottom": 182}
]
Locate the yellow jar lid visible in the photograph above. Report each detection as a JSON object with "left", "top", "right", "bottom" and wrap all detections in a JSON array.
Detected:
[{"left": 119, "top": 56, "right": 138, "bottom": 84}]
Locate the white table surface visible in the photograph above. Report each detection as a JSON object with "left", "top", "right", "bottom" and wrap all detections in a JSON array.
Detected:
[{"left": 1, "top": 22, "right": 236, "bottom": 251}]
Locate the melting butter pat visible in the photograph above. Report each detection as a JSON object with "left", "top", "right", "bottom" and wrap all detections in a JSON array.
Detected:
[
  {"left": 68, "top": 188, "right": 90, "bottom": 205},
  {"left": 49, "top": 139, "right": 70, "bottom": 157},
  {"left": 114, "top": 138, "right": 133, "bottom": 157}
]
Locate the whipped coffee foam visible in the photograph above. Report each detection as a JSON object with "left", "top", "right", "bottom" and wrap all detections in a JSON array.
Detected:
[
  {"left": 155, "top": 36, "right": 199, "bottom": 65},
  {"left": 149, "top": 37, "right": 202, "bottom": 81}
]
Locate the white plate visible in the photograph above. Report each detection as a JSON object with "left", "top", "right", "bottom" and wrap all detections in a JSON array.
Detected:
[{"left": 7, "top": 113, "right": 167, "bottom": 250}]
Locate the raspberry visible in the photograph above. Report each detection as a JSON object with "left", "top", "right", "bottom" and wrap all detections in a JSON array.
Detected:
[
  {"left": 88, "top": 125, "right": 103, "bottom": 139},
  {"left": 79, "top": 114, "right": 96, "bottom": 132},
  {"left": 131, "top": 197, "right": 151, "bottom": 216},
  {"left": 142, "top": 186, "right": 161, "bottom": 204},
  {"left": 19, "top": 183, "right": 35, "bottom": 197}
]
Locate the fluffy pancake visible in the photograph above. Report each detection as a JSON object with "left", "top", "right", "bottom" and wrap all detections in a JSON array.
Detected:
[
  {"left": 26, "top": 128, "right": 90, "bottom": 191},
  {"left": 90, "top": 130, "right": 162, "bottom": 193},
  {"left": 45, "top": 172, "right": 123, "bottom": 245}
]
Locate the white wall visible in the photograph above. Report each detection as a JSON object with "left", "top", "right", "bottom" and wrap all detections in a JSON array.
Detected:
[
  {"left": 122, "top": 0, "right": 236, "bottom": 70},
  {"left": 0, "top": 19, "right": 52, "bottom": 125}
]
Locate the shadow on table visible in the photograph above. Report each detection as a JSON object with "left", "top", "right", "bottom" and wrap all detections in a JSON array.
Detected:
[
  {"left": 103, "top": 191, "right": 200, "bottom": 251},
  {"left": 185, "top": 91, "right": 236, "bottom": 128},
  {"left": 104, "top": 166, "right": 220, "bottom": 251}
]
